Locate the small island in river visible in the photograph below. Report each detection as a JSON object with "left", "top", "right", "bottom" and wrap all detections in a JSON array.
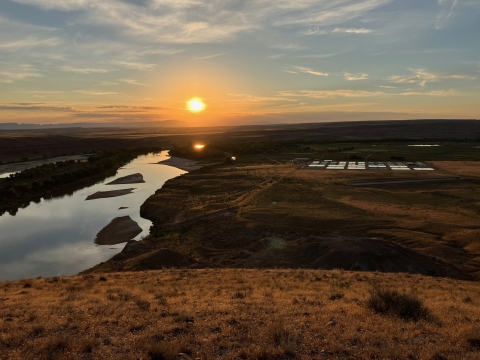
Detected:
[
  {"left": 85, "top": 188, "right": 135, "bottom": 200},
  {"left": 106, "top": 173, "right": 145, "bottom": 185}
]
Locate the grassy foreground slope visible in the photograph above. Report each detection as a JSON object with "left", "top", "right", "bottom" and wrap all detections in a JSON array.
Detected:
[{"left": 2, "top": 269, "right": 480, "bottom": 359}]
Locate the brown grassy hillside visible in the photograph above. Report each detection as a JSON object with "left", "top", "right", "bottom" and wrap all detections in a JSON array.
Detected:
[
  {"left": 2, "top": 269, "right": 480, "bottom": 359},
  {"left": 88, "top": 160, "right": 480, "bottom": 280}
]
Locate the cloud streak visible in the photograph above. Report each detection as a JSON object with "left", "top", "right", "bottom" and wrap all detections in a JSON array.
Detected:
[
  {"left": 344, "top": 72, "right": 369, "bottom": 81},
  {"left": 387, "top": 68, "right": 475, "bottom": 87},
  {"left": 292, "top": 66, "right": 329, "bottom": 76},
  {"left": 436, "top": 0, "right": 458, "bottom": 29},
  {"left": 12, "top": 0, "right": 386, "bottom": 44}
]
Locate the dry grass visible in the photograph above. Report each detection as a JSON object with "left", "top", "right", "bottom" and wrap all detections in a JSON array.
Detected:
[
  {"left": 121, "top": 161, "right": 480, "bottom": 280},
  {"left": 2, "top": 269, "right": 480, "bottom": 359}
]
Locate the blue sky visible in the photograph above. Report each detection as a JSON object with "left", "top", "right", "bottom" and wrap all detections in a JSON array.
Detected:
[{"left": 0, "top": 0, "right": 479, "bottom": 126}]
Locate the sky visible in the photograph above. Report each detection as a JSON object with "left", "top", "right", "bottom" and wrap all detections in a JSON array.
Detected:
[{"left": 0, "top": 0, "right": 479, "bottom": 127}]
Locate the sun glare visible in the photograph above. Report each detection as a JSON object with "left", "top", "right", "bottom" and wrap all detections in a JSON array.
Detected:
[
  {"left": 187, "top": 98, "right": 206, "bottom": 112},
  {"left": 194, "top": 144, "right": 205, "bottom": 150}
]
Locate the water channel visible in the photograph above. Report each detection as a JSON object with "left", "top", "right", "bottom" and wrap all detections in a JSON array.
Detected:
[{"left": 0, "top": 151, "right": 185, "bottom": 281}]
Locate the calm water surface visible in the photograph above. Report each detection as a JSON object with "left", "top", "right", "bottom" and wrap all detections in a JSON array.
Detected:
[{"left": 0, "top": 151, "right": 185, "bottom": 281}]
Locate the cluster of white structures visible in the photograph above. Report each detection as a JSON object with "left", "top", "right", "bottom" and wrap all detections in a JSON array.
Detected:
[{"left": 305, "top": 160, "right": 434, "bottom": 171}]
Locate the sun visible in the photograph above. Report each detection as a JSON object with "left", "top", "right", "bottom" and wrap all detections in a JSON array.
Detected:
[{"left": 187, "top": 98, "right": 206, "bottom": 113}]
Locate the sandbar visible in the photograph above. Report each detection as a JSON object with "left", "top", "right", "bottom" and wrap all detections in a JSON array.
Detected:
[
  {"left": 106, "top": 173, "right": 145, "bottom": 185},
  {"left": 85, "top": 188, "right": 135, "bottom": 200},
  {"left": 157, "top": 157, "right": 204, "bottom": 171},
  {"left": 95, "top": 216, "right": 143, "bottom": 245}
]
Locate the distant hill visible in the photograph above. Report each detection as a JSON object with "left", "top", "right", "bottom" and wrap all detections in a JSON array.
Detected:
[{"left": 0, "top": 120, "right": 184, "bottom": 130}]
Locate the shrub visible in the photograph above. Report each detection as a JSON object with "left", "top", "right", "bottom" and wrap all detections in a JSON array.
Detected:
[
  {"left": 366, "top": 288, "right": 431, "bottom": 322},
  {"left": 174, "top": 313, "right": 194, "bottom": 323},
  {"left": 329, "top": 292, "right": 344, "bottom": 300},
  {"left": 66, "top": 285, "right": 82, "bottom": 292},
  {"left": 136, "top": 299, "right": 151, "bottom": 311},
  {"left": 147, "top": 341, "right": 177, "bottom": 360},
  {"left": 232, "top": 291, "right": 247, "bottom": 299},
  {"left": 466, "top": 329, "right": 480, "bottom": 350},
  {"left": 156, "top": 295, "right": 167, "bottom": 306},
  {"left": 31, "top": 325, "right": 45, "bottom": 337},
  {"left": 268, "top": 319, "right": 298, "bottom": 354},
  {"left": 40, "top": 335, "right": 70, "bottom": 360}
]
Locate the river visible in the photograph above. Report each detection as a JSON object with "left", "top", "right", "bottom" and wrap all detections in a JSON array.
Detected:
[{"left": 0, "top": 151, "right": 185, "bottom": 281}]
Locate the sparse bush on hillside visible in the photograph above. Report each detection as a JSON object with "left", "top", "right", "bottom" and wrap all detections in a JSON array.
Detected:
[
  {"left": 366, "top": 288, "right": 431, "bottom": 322},
  {"left": 147, "top": 341, "right": 177, "bottom": 360},
  {"left": 136, "top": 299, "right": 151, "bottom": 311},
  {"left": 39, "top": 335, "right": 71, "bottom": 360},
  {"left": 466, "top": 329, "right": 480, "bottom": 351},
  {"left": 268, "top": 319, "right": 299, "bottom": 355}
]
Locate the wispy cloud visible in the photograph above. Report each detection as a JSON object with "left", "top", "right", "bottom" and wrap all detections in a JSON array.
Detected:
[
  {"left": 377, "top": 85, "right": 396, "bottom": 89},
  {"left": 332, "top": 27, "right": 373, "bottom": 34},
  {"left": 76, "top": 90, "right": 120, "bottom": 96},
  {"left": 273, "top": 0, "right": 392, "bottom": 27},
  {"left": 96, "top": 81, "right": 119, "bottom": 86},
  {"left": 119, "top": 79, "right": 149, "bottom": 86},
  {"left": 387, "top": 68, "right": 475, "bottom": 87},
  {"left": 279, "top": 90, "right": 385, "bottom": 98},
  {"left": 0, "top": 103, "right": 74, "bottom": 111},
  {"left": 292, "top": 66, "right": 329, "bottom": 76},
  {"left": 278, "top": 88, "right": 463, "bottom": 99},
  {"left": 344, "top": 72, "right": 369, "bottom": 80},
  {"left": 295, "top": 52, "right": 340, "bottom": 59},
  {"left": 228, "top": 93, "right": 297, "bottom": 103},
  {"left": 267, "top": 54, "right": 285, "bottom": 59},
  {"left": 436, "top": 0, "right": 458, "bottom": 29},
  {"left": 0, "top": 37, "right": 61, "bottom": 50},
  {"left": 110, "top": 61, "right": 157, "bottom": 71},
  {"left": 13, "top": 0, "right": 387, "bottom": 44},
  {"left": 61, "top": 66, "right": 112, "bottom": 74},
  {"left": 298, "top": 28, "right": 328, "bottom": 36},
  {"left": 399, "top": 89, "right": 462, "bottom": 96},
  {"left": 192, "top": 52, "right": 228, "bottom": 60},
  {"left": 0, "top": 69, "right": 44, "bottom": 83},
  {"left": 300, "top": 27, "right": 372, "bottom": 36}
]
